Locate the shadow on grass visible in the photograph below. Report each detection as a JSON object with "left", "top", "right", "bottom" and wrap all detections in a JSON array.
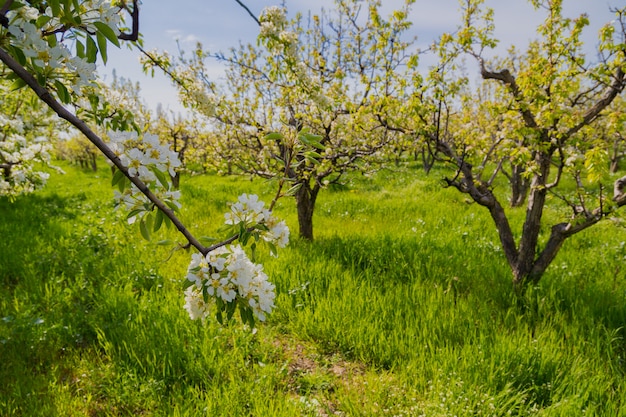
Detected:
[{"left": 0, "top": 193, "right": 81, "bottom": 287}]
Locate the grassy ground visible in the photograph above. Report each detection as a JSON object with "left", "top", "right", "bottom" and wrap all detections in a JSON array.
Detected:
[{"left": 0, "top": 160, "right": 625, "bottom": 416}]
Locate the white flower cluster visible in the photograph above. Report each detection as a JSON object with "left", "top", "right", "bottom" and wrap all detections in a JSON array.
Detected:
[
  {"left": 4, "top": 1, "right": 122, "bottom": 95},
  {"left": 108, "top": 131, "right": 182, "bottom": 222},
  {"left": 257, "top": 7, "right": 327, "bottom": 107},
  {"left": 259, "top": 6, "right": 288, "bottom": 37},
  {"left": 183, "top": 193, "right": 290, "bottom": 323},
  {"left": 183, "top": 80, "right": 217, "bottom": 118},
  {"left": 225, "top": 193, "right": 290, "bottom": 248},
  {"left": 0, "top": 136, "right": 51, "bottom": 197},
  {"left": 79, "top": 1, "right": 122, "bottom": 35},
  {"left": 259, "top": 6, "right": 298, "bottom": 57},
  {"left": 184, "top": 244, "right": 276, "bottom": 322}
]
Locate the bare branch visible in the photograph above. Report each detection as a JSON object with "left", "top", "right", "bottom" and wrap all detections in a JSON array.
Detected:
[
  {"left": 0, "top": 0, "right": 14, "bottom": 28},
  {"left": 473, "top": 54, "right": 539, "bottom": 130},
  {"left": 234, "top": 0, "right": 261, "bottom": 26},
  {"left": 118, "top": 0, "right": 140, "bottom": 41}
]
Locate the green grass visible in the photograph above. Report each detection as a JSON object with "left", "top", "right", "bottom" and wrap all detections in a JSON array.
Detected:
[{"left": 0, "top": 159, "right": 625, "bottom": 416}]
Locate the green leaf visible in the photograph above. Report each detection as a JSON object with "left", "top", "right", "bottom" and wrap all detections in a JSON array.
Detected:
[
  {"left": 75, "top": 39, "right": 85, "bottom": 59},
  {"left": 153, "top": 168, "right": 170, "bottom": 190},
  {"left": 285, "top": 182, "right": 303, "bottom": 196},
  {"left": 9, "top": 78, "right": 27, "bottom": 91},
  {"left": 86, "top": 35, "right": 98, "bottom": 63},
  {"left": 304, "top": 151, "right": 322, "bottom": 164},
  {"left": 240, "top": 305, "right": 255, "bottom": 328},
  {"left": 54, "top": 80, "right": 70, "bottom": 104},
  {"left": 249, "top": 242, "right": 257, "bottom": 262},
  {"left": 93, "top": 21, "right": 121, "bottom": 47},
  {"left": 217, "top": 223, "right": 236, "bottom": 235},
  {"left": 36, "top": 15, "right": 52, "bottom": 28},
  {"left": 226, "top": 299, "right": 237, "bottom": 321},
  {"left": 267, "top": 241, "right": 278, "bottom": 257},
  {"left": 264, "top": 132, "right": 283, "bottom": 140},
  {"left": 9, "top": 46, "right": 26, "bottom": 66},
  {"left": 111, "top": 168, "right": 125, "bottom": 186},
  {"left": 165, "top": 200, "right": 180, "bottom": 212},
  {"left": 153, "top": 209, "right": 164, "bottom": 232},
  {"left": 96, "top": 31, "right": 108, "bottom": 64},
  {"left": 299, "top": 133, "right": 326, "bottom": 150},
  {"left": 198, "top": 236, "right": 218, "bottom": 245},
  {"left": 36, "top": 72, "right": 46, "bottom": 87},
  {"left": 156, "top": 239, "right": 175, "bottom": 246},
  {"left": 127, "top": 208, "right": 143, "bottom": 220},
  {"left": 161, "top": 213, "right": 172, "bottom": 229},
  {"left": 46, "top": 34, "right": 58, "bottom": 48},
  {"left": 118, "top": 176, "right": 130, "bottom": 193},
  {"left": 4, "top": 72, "right": 19, "bottom": 81},
  {"left": 49, "top": 0, "right": 61, "bottom": 16},
  {"left": 139, "top": 217, "right": 151, "bottom": 241},
  {"left": 72, "top": 0, "right": 80, "bottom": 11}
]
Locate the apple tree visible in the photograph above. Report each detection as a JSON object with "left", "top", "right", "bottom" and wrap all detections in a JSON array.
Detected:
[{"left": 141, "top": 0, "right": 416, "bottom": 240}]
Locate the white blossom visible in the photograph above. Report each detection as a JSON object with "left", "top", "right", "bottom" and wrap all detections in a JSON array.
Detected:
[
  {"left": 185, "top": 243, "right": 277, "bottom": 322},
  {"left": 183, "top": 287, "right": 210, "bottom": 321}
]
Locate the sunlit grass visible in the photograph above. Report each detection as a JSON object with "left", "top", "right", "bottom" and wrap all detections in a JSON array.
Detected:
[{"left": 0, "top": 159, "right": 625, "bottom": 415}]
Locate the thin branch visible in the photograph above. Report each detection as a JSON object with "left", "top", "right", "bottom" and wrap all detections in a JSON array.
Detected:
[
  {"left": 565, "top": 67, "right": 626, "bottom": 138},
  {"left": 234, "top": 0, "right": 261, "bottom": 26},
  {"left": 118, "top": 0, "right": 140, "bottom": 41},
  {"left": 0, "top": 0, "right": 14, "bottom": 28},
  {"left": 485, "top": 158, "right": 504, "bottom": 187},
  {"left": 473, "top": 54, "right": 539, "bottom": 130},
  {"left": 137, "top": 44, "right": 190, "bottom": 91}
]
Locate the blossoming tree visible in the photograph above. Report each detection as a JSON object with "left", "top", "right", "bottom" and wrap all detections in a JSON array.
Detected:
[
  {"left": 141, "top": 0, "right": 416, "bottom": 240},
  {"left": 0, "top": 74, "right": 62, "bottom": 198},
  {"left": 413, "top": 0, "right": 626, "bottom": 288}
]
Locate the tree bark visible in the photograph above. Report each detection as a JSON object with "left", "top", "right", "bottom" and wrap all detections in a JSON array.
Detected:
[
  {"left": 171, "top": 172, "right": 180, "bottom": 189},
  {"left": 295, "top": 181, "right": 319, "bottom": 240},
  {"left": 512, "top": 150, "right": 551, "bottom": 286},
  {"left": 421, "top": 148, "right": 435, "bottom": 174},
  {"left": 90, "top": 153, "right": 97, "bottom": 172},
  {"left": 610, "top": 136, "right": 623, "bottom": 174},
  {"left": 509, "top": 163, "right": 529, "bottom": 207}
]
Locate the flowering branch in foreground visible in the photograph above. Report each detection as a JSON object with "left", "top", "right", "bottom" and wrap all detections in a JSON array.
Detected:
[
  {"left": 0, "top": 44, "right": 290, "bottom": 326},
  {"left": 185, "top": 193, "right": 289, "bottom": 325}
]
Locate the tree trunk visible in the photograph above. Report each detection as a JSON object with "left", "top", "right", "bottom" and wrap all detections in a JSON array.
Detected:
[
  {"left": 511, "top": 153, "right": 551, "bottom": 287},
  {"left": 171, "top": 172, "right": 180, "bottom": 189},
  {"left": 610, "top": 136, "right": 622, "bottom": 174},
  {"left": 421, "top": 148, "right": 434, "bottom": 174},
  {"left": 610, "top": 158, "right": 620, "bottom": 174},
  {"left": 295, "top": 182, "right": 319, "bottom": 240},
  {"left": 509, "top": 163, "right": 529, "bottom": 207},
  {"left": 90, "top": 153, "right": 97, "bottom": 172}
]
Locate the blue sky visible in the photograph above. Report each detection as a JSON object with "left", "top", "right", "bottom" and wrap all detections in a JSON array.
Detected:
[{"left": 100, "top": 0, "right": 622, "bottom": 114}]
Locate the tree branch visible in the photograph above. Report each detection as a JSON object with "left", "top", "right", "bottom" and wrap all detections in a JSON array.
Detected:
[
  {"left": 566, "top": 67, "right": 626, "bottom": 138},
  {"left": 474, "top": 55, "right": 539, "bottom": 130},
  {"left": 234, "top": 0, "right": 261, "bottom": 26},
  {"left": 0, "top": 0, "right": 14, "bottom": 28},
  {"left": 437, "top": 139, "right": 519, "bottom": 268},
  {"left": 0, "top": 46, "right": 210, "bottom": 255},
  {"left": 118, "top": 0, "right": 140, "bottom": 41}
]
